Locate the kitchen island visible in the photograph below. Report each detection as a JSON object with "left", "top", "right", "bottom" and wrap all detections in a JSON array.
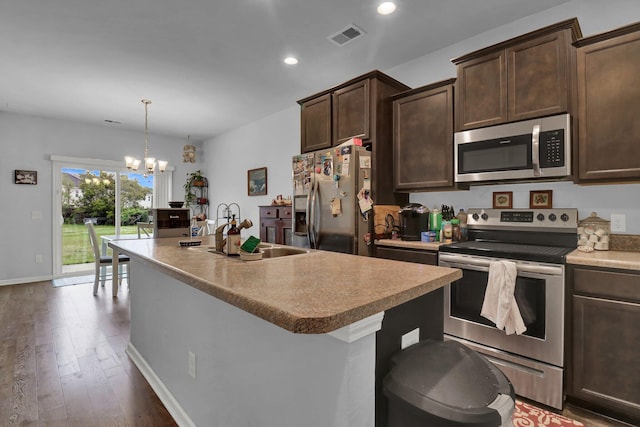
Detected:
[{"left": 109, "top": 236, "right": 461, "bottom": 427}]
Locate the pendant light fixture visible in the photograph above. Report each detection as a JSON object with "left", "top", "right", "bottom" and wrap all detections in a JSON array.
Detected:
[{"left": 125, "top": 99, "right": 168, "bottom": 177}]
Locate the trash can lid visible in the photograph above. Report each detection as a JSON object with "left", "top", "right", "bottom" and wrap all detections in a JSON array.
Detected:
[{"left": 383, "top": 340, "right": 513, "bottom": 425}]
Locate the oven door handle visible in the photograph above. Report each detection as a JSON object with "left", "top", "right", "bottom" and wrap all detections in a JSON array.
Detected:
[{"left": 438, "top": 254, "right": 563, "bottom": 276}]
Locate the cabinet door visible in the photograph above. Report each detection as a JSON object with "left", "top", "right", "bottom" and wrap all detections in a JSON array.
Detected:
[
  {"left": 300, "top": 94, "right": 332, "bottom": 153},
  {"left": 260, "top": 218, "right": 277, "bottom": 244},
  {"left": 333, "top": 79, "right": 370, "bottom": 144},
  {"left": 572, "top": 295, "right": 640, "bottom": 421},
  {"left": 455, "top": 50, "right": 507, "bottom": 130},
  {"left": 375, "top": 246, "right": 437, "bottom": 265},
  {"left": 281, "top": 223, "right": 292, "bottom": 246},
  {"left": 576, "top": 28, "right": 640, "bottom": 181},
  {"left": 393, "top": 83, "right": 454, "bottom": 191},
  {"left": 508, "top": 30, "right": 570, "bottom": 122}
]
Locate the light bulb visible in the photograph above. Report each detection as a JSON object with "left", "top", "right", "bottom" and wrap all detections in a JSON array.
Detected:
[{"left": 377, "top": 2, "right": 396, "bottom": 15}]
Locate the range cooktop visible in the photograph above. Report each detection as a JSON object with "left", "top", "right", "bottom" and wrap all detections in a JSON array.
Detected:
[{"left": 439, "top": 208, "right": 579, "bottom": 264}]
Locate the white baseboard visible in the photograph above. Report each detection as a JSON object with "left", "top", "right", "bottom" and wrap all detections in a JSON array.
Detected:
[
  {"left": 0, "top": 275, "right": 53, "bottom": 286},
  {"left": 126, "top": 342, "right": 196, "bottom": 427}
]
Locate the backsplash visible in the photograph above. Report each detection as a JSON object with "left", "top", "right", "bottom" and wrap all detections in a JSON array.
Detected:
[{"left": 611, "top": 234, "right": 640, "bottom": 252}]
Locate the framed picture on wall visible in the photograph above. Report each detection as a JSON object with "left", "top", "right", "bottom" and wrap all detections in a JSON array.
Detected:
[
  {"left": 492, "top": 191, "right": 512, "bottom": 209},
  {"left": 15, "top": 170, "right": 37, "bottom": 185},
  {"left": 530, "top": 190, "right": 553, "bottom": 209},
  {"left": 247, "top": 167, "right": 267, "bottom": 196}
]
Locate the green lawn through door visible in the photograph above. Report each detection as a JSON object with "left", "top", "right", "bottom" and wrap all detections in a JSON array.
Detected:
[{"left": 62, "top": 224, "right": 138, "bottom": 265}]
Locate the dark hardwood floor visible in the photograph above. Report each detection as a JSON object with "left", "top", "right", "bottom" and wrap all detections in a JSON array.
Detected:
[
  {"left": 0, "top": 280, "right": 632, "bottom": 426},
  {"left": 0, "top": 280, "right": 176, "bottom": 426}
]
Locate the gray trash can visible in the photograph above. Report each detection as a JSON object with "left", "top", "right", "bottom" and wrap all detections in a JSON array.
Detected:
[{"left": 383, "top": 340, "right": 514, "bottom": 427}]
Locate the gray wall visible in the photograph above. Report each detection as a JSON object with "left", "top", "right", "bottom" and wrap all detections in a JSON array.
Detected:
[
  {"left": 202, "top": 0, "right": 640, "bottom": 239},
  {"left": 2, "top": 0, "right": 639, "bottom": 284},
  {"left": 387, "top": 0, "right": 640, "bottom": 225},
  {"left": 0, "top": 112, "right": 204, "bottom": 283}
]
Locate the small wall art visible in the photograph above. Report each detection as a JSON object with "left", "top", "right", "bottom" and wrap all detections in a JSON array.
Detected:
[
  {"left": 530, "top": 190, "right": 553, "bottom": 209},
  {"left": 248, "top": 167, "right": 267, "bottom": 196},
  {"left": 15, "top": 170, "right": 37, "bottom": 185},
  {"left": 492, "top": 191, "right": 512, "bottom": 209}
]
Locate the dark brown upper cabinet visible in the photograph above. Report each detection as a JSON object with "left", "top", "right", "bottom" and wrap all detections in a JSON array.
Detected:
[
  {"left": 300, "top": 94, "right": 332, "bottom": 153},
  {"left": 453, "top": 18, "right": 582, "bottom": 131},
  {"left": 391, "top": 79, "right": 461, "bottom": 192},
  {"left": 333, "top": 79, "right": 370, "bottom": 144},
  {"left": 298, "top": 71, "right": 409, "bottom": 151},
  {"left": 574, "top": 22, "right": 640, "bottom": 182},
  {"left": 297, "top": 71, "right": 410, "bottom": 205}
]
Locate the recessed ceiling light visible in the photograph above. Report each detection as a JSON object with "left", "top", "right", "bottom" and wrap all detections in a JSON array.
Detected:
[
  {"left": 284, "top": 57, "right": 298, "bottom": 65},
  {"left": 377, "top": 1, "right": 396, "bottom": 15}
]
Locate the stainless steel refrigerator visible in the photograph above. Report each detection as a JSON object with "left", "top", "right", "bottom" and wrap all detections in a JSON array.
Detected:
[{"left": 291, "top": 145, "right": 372, "bottom": 255}]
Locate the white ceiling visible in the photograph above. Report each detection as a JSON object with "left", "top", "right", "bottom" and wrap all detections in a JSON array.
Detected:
[{"left": 0, "top": 0, "right": 569, "bottom": 142}]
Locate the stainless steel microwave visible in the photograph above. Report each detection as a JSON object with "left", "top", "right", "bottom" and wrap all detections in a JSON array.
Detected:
[{"left": 454, "top": 114, "right": 571, "bottom": 183}]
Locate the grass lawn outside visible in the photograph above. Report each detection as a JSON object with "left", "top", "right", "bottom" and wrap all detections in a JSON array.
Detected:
[{"left": 62, "top": 224, "right": 138, "bottom": 265}]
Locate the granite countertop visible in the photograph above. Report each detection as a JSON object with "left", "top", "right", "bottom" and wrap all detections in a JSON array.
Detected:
[
  {"left": 109, "top": 236, "right": 462, "bottom": 334},
  {"left": 566, "top": 249, "right": 640, "bottom": 271},
  {"left": 375, "top": 239, "right": 442, "bottom": 251}
]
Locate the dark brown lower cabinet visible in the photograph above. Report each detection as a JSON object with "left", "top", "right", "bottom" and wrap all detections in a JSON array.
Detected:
[
  {"left": 375, "top": 245, "right": 437, "bottom": 266},
  {"left": 567, "top": 265, "right": 640, "bottom": 425},
  {"left": 372, "top": 246, "right": 442, "bottom": 426}
]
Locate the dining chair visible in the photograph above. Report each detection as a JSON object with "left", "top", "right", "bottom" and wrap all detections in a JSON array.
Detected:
[
  {"left": 86, "top": 222, "right": 130, "bottom": 296},
  {"left": 136, "top": 222, "right": 153, "bottom": 238},
  {"left": 196, "top": 219, "right": 216, "bottom": 236}
]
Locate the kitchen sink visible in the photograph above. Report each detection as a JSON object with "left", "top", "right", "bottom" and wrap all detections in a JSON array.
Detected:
[
  {"left": 260, "top": 247, "right": 310, "bottom": 258},
  {"left": 187, "top": 244, "right": 310, "bottom": 259}
]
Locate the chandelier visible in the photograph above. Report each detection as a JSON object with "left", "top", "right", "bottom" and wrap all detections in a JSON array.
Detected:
[{"left": 125, "top": 99, "right": 168, "bottom": 177}]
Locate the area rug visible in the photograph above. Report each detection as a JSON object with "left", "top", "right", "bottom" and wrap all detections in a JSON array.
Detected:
[
  {"left": 52, "top": 274, "right": 94, "bottom": 287},
  {"left": 514, "top": 399, "right": 584, "bottom": 426}
]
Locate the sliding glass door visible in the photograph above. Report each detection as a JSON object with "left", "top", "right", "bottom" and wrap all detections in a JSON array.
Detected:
[{"left": 52, "top": 156, "right": 171, "bottom": 278}]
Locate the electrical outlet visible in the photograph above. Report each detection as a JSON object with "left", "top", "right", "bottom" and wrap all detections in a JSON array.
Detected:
[
  {"left": 401, "top": 328, "right": 420, "bottom": 349},
  {"left": 611, "top": 214, "right": 626, "bottom": 233},
  {"left": 35, "top": 254, "right": 43, "bottom": 264},
  {"left": 188, "top": 351, "right": 196, "bottom": 379}
]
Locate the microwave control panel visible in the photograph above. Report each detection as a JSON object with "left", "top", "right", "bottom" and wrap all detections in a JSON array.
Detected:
[{"left": 539, "top": 129, "right": 565, "bottom": 168}]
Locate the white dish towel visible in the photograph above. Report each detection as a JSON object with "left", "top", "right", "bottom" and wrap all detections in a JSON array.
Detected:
[{"left": 481, "top": 260, "right": 527, "bottom": 335}]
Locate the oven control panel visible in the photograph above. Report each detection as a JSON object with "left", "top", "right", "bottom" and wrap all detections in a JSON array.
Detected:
[{"left": 467, "top": 208, "right": 578, "bottom": 230}]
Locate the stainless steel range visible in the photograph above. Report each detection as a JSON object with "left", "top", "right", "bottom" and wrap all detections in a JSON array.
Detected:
[{"left": 438, "top": 208, "right": 578, "bottom": 410}]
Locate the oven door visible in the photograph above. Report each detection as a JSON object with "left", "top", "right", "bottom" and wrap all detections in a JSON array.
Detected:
[{"left": 439, "top": 253, "right": 565, "bottom": 367}]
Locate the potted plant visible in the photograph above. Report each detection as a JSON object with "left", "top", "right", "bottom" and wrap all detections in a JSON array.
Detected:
[{"left": 184, "top": 170, "right": 207, "bottom": 206}]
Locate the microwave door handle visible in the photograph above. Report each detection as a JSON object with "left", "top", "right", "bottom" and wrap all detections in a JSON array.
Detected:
[{"left": 532, "top": 124, "right": 541, "bottom": 176}]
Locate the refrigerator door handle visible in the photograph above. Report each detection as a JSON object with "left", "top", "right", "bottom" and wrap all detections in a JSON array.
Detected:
[
  {"left": 310, "top": 179, "right": 319, "bottom": 249},
  {"left": 305, "top": 185, "right": 313, "bottom": 248}
]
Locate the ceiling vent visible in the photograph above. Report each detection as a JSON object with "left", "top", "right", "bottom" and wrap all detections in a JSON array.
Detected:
[{"left": 328, "top": 24, "right": 366, "bottom": 46}]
